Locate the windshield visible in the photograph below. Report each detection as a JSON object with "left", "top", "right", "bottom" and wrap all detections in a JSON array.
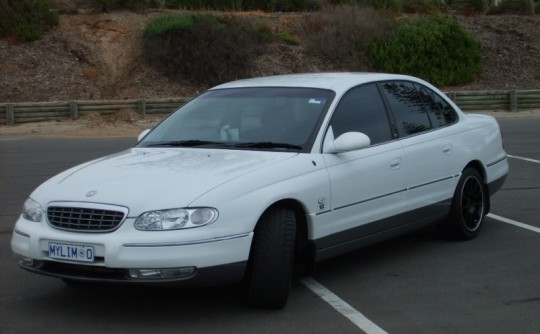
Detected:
[{"left": 138, "top": 87, "right": 334, "bottom": 152}]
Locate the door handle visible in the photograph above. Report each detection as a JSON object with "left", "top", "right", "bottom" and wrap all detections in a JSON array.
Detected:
[
  {"left": 443, "top": 144, "right": 452, "bottom": 154},
  {"left": 390, "top": 158, "right": 402, "bottom": 169}
]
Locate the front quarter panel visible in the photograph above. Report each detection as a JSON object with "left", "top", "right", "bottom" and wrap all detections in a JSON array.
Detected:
[{"left": 190, "top": 153, "right": 332, "bottom": 240}]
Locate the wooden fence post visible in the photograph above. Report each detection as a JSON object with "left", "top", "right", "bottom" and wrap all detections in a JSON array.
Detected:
[
  {"left": 70, "top": 101, "right": 78, "bottom": 120},
  {"left": 510, "top": 90, "right": 518, "bottom": 112},
  {"left": 6, "top": 104, "right": 15, "bottom": 126},
  {"left": 138, "top": 100, "right": 146, "bottom": 116}
]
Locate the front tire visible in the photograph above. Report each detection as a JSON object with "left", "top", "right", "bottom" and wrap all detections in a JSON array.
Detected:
[
  {"left": 440, "top": 168, "right": 486, "bottom": 240},
  {"left": 247, "top": 207, "right": 296, "bottom": 308}
]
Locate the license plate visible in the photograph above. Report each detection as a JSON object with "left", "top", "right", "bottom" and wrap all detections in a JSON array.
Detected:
[{"left": 48, "top": 242, "right": 95, "bottom": 263}]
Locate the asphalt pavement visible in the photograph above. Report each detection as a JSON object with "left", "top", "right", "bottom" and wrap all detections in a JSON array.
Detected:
[{"left": 0, "top": 117, "right": 538, "bottom": 334}]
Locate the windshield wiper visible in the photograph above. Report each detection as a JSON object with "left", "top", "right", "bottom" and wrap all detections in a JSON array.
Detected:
[
  {"left": 233, "top": 142, "right": 302, "bottom": 151},
  {"left": 143, "top": 140, "right": 227, "bottom": 147}
]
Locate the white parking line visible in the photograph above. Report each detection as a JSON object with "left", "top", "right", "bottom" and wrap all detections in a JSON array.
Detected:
[
  {"left": 301, "top": 277, "right": 388, "bottom": 334},
  {"left": 507, "top": 154, "right": 540, "bottom": 164},
  {"left": 487, "top": 213, "right": 540, "bottom": 234},
  {"left": 301, "top": 212, "right": 537, "bottom": 333}
]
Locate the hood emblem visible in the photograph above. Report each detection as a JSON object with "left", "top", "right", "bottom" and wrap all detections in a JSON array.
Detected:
[{"left": 86, "top": 190, "right": 98, "bottom": 198}]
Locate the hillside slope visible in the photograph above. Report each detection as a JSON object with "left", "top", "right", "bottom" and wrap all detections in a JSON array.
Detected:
[{"left": 0, "top": 11, "right": 538, "bottom": 103}]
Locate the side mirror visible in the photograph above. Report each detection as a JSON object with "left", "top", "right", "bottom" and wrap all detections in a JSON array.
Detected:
[
  {"left": 137, "top": 129, "right": 151, "bottom": 143},
  {"left": 323, "top": 127, "right": 371, "bottom": 153}
]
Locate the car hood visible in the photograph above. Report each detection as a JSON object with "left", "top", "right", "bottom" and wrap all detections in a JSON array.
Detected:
[{"left": 33, "top": 148, "right": 297, "bottom": 216}]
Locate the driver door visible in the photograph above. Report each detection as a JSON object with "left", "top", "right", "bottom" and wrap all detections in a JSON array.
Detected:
[{"left": 321, "top": 83, "right": 407, "bottom": 246}]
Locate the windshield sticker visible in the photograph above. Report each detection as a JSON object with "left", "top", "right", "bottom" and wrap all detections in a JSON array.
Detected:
[{"left": 308, "top": 98, "right": 324, "bottom": 104}]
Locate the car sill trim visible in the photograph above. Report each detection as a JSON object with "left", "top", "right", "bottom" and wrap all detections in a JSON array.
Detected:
[
  {"left": 408, "top": 175, "right": 458, "bottom": 190},
  {"left": 317, "top": 174, "right": 458, "bottom": 216},
  {"left": 332, "top": 188, "right": 408, "bottom": 212}
]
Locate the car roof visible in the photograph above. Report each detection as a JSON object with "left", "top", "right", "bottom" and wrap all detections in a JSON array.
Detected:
[{"left": 210, "top": 72, "right": 423, "bottom": 93}]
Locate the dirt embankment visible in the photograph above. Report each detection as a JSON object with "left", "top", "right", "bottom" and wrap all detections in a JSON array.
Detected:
[
  {"left": 454, "top": 15, "right": 540, "bottom": 91},
  {"left": 0, "top": 11, "right": 539, "bottom": 137},
  {"left": 1, "top": 11, "right": 539, "bottom": 103}
]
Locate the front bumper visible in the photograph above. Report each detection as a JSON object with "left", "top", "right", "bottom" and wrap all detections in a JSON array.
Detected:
[
  {"left": 15, "top": 258, "right": 247, "bottom": 286},
  {"left": 11, "top": 216, "right": 253, "bottom": 285},
  {"left": 485, "top": 155, "right": 509, "bottom": 196}
]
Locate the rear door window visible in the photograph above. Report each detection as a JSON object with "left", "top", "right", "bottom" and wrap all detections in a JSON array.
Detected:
[
  {"left": 425, "top": 88, "right": 458, "bottom": 127},
  {"left": 380, "top": 81, "right": 432, "bottom": 136}
]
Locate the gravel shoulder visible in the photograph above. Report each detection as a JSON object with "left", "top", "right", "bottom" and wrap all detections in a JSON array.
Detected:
[{"left": 0, "top": 110, "right": 163, "bottom": 138}]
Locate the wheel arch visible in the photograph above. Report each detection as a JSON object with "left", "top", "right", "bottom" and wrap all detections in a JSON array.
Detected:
[
  {"left": 462, "top": 160, "right": 490, "bottom": 213},
  {"left": 255, "top": 199, "right": 315, "bottom": 270}
]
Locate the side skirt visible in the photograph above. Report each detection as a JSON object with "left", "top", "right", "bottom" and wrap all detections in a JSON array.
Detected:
[{"left": 314, "top": 200, "right": 451, "bottom": 262}]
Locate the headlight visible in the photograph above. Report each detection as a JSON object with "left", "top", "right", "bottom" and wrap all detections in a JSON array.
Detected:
[
  {"left": 22, "top": 198, "right": 43, "bottom": 222},
  {"left": 135, "top": 208, "right": 218, "bottom": 231}
]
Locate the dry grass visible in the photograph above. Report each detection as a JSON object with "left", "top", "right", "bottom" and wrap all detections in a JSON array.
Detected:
[{"left": 300, "top": 5, "right": 394, "bottom": 71}]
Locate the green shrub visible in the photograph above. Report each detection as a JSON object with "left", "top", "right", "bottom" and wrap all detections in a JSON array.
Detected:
[
  {"left": 368, "top": 15, "right": 481, "bottom": 86},
  {"left": 365, "top": 0, "right": 404, "bottom": 12},
  {"left": 168, "top": 0, "right": 242, "bottom": 10},
  {"left": 242, "top": 0, "right": 318, "bottom": 11},
  {"left": 144, "top": 13, "right": 200, "bottom": 36},
  {"left": 325, "top": 0, "right": 356, "bottom": 4},
  {"left": 301, "top": 5, "right": 394, "bottom": 70},
  {"left": 326, "top": 0, "right": 406, "bottom": 10},
  {"left": 326, "top": 0, "right": 403, "bottom": 11},
  {"left": 450, "top": 0, "right": 489, "bottom": 14},
  {"left": 280, "top": 0, "right": 310, "bottom": 10},
  {"left": 0, "top": 0, "right": 59, "bottom": 42},
  {"left": 87, "top": 0, "right": 317, "bottom": 11},
  {"left": 277, "top": 31, "right": 300, "bottom": 45},
  {"left": 127, "top": 0, "right": 158, "bottom": 11},
  {"left": 242, "top": 0, "right": 276, "bottom": 10},
  {"left": 403, "top": 0, "right": 448, "bottom": 13},
  {"left": 493, "top": 0, "right": 535, "bottom": 14},
  {"left": 144, "top": 13, "right": 272, "bottom": 86},
  {"left": 93, "top": 0, "right": 118, "bottom": 11},
  {"left": 90, "top": 0, "right": 180, "bottom": 11}
]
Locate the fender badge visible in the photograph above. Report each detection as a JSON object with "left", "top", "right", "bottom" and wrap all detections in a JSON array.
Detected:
[
  {"left": 86, "top": 190, "right": 98, "bottom": 198},
  {"left": 318, "top": 197, "right": 326, "bottom": 210}
]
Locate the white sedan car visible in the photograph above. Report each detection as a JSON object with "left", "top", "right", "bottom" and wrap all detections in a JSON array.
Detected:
[{"left": 12, "top": 73, "right": 508, "bottom": 308}]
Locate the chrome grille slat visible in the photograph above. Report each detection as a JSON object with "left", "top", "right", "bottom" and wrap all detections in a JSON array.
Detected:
[{"left": 47, "top": 206, "right": 125, "bottom": 232}]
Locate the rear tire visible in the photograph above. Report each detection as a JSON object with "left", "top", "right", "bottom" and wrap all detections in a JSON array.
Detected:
[
  {"left": 440, "top": 168, "right": 486, "bottom": 240},
  {"left": 247, "top": 207, "right": 296, "bottom": 308}
]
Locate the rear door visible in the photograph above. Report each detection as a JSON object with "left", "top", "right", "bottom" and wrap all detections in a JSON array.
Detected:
[{"left": 379, "top": 81, "right": 460, "bottom": 215}]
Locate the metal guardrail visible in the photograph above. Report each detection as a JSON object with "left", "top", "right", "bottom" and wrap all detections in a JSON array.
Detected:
[{"left": 1, "top": 90, "right": 539, "bottom": 126}]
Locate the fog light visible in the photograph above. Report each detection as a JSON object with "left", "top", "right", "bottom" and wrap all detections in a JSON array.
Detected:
[
  {"left": 128, "top": 267, "right": 196, "bottom": 279},
  {"left": 129, "top": 269, "right": 161, "bottom": 278},
  {"left": 17, "top": 256, "right": 35, "bottom": 267}
]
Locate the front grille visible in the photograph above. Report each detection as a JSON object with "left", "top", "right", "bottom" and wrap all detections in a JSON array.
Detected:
[{"left": 48, "top": 206, "right": 125, "bottom": 232}]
